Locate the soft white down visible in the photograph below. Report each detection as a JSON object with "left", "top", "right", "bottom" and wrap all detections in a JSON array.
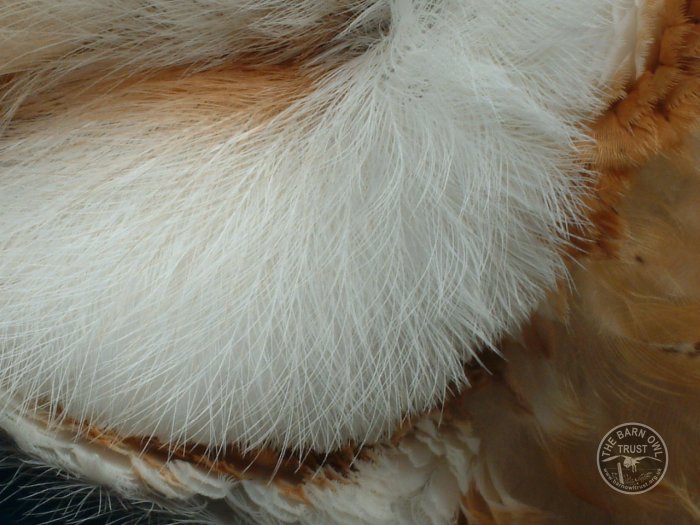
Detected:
[{"left": 0, "top": 0, "right": 644, "bottom": 452}]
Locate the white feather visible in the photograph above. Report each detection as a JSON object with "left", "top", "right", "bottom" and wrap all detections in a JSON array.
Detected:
[{"left": 0, "top": 0, "right": 643, "bottom": 452}]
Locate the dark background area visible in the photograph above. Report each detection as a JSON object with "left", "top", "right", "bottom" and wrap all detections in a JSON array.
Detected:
[{"left": 0, "top": 435, "right": 166, "bottom": 525}]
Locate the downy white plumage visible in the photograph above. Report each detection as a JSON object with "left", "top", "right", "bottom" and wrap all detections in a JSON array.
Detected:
[
  {"left": 0, "top": 0, "right": 646, "bottom": 454},
  {"left": 7, "top": 1, "right": 700, "bottom": 525}
]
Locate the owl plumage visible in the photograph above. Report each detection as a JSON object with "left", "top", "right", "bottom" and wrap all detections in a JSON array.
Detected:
[{"left": 0, "top": 0, "right": 699, "bottom": 523}]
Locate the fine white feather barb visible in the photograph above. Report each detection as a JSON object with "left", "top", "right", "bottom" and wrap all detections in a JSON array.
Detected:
[
  {"left": 0, "top": 0, "right": 644, "bottom": 454},
  {"left": 4, "top": 0, "right": 700, "bottom": 524}
]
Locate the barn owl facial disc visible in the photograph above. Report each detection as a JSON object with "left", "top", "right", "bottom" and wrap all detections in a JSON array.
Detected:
[{"left": 3, "top": 0, "right": 700, "bottom": 524}]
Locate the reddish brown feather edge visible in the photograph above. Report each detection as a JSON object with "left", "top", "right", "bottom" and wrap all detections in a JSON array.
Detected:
[{"left": 576, "top": 0, "right": 700, "bottom": 257}]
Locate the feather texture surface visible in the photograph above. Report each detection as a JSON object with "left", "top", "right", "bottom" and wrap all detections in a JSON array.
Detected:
[
  {"left": 0, "top": 0, "right": 699, "bottom": 524},
  {"left": 0, "top": 0, "right": 643, "bottom": 452}
]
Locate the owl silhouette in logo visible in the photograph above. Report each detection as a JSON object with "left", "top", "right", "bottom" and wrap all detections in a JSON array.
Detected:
[{"left": 602, "top": 455, "right": 663, "bottom": 473}]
